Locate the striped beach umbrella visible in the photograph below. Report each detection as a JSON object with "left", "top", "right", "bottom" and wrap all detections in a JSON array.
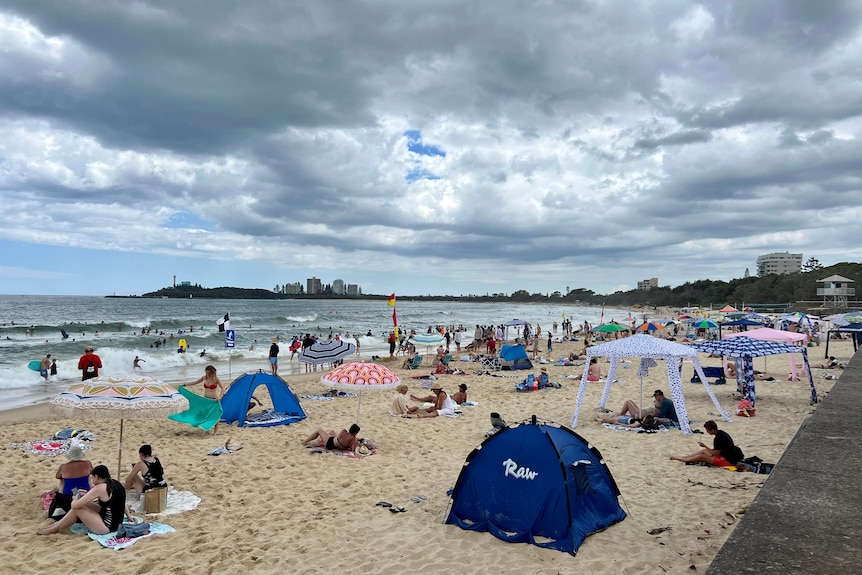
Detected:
[
  {"left": 299, "top": 339, "right": 356, "bottom": 365},
  {"left": 321, "top": 362, "right": 401, "bottom": 424},
  {"left": 50, "top": 376, "right": 188, "bottom": 476}
]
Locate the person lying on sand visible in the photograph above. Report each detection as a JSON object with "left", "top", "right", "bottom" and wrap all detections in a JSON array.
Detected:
[
  {"left": 302, "top": 424, "right": 362, "bottom": 453},
  {"left": 596, "top": 414, "right": 656, "bottom": 429}
]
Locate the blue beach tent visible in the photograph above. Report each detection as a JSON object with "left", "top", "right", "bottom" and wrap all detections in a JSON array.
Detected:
[
  {"left": 446, "top": 417, "right": 626, "bottom": 555},
  {"left": 220, "top": 371, "right": 306, "bottom": 427},
  {"left": 499, "top": 344, "right": 533, "bottom": 370}
]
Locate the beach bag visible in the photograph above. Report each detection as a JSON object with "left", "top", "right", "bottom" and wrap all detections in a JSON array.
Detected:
[
  {"left": 48, "top": 492, "right": 73, "bottom": 520},
  {"left": 737, "top": 399, "right": 756, "bottom": 417},
  {"left": 116, "top": 521, "right": 151, "bottom": 538}
]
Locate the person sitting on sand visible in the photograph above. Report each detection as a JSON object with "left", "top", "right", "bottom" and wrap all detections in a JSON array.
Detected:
[
  {"left": 616, "top": 390, "right": 678, "bottom": 426},
  {"left": 124, "top": 444, "right": 166, "bottom": 498},
  {"left": 410, "top": 383, "right": 458, "bottom": 418},
  {"left": 401, "top": 353, "right": 418, "bottom": 369},
  {"left": 583, "top": 358, "right": 601, "bottom": 381},
  {"left": 390, "top": 384, "right": 419, "bottom": 416},
  {"left": 596, "top": 413, "right": 657, "bottom": 429},
  {"left": 55, "top": 444, "right": 93, "bottom": 497},
  {"left": 39, "top": 465, "right": 136, "bottom": 535},
  {"left": 450, "top": 383, "right": 468, "bottom": 405},
  {"left": 670, "top": 420, "right": 743, "bottom": 467},
  {"left": 302, "top": 424, "right": 362, "bottom": 453}
]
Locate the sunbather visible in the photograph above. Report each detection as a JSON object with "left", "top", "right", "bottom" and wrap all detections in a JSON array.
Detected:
[
  {"left": 302, "top": 424, "right": 362, "bottom": 453},
  {"left": 596, "top": 414, "right": 656, "bottom": 429},
  {"left": 411, "top": 383, "right": 458, "bottom": 418}
]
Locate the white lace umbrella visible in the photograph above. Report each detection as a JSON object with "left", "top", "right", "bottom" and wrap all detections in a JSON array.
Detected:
[
  {"left": 320, "top": 362, "right": 401, "bottom": 424},
  {"left": 50, "top": 375, "right": 188, "bottom": 476}
]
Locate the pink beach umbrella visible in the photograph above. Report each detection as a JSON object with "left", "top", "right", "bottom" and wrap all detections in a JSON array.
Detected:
[
  {"left": 320, "top": 362, "right": 402, "bottom": 424},
  {"left": 49, "top": 376, "right": 188, "bottom": 476}
]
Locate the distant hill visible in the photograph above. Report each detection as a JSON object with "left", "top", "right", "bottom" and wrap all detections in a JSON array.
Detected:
[{"left": 132, "top": 262, "right": 862, "bottom": 309}]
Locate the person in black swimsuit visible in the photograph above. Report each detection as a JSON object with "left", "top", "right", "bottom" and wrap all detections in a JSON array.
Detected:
[
  {"left": 39, "top": 465, "right": 135, "bottom": 535},
  {"left": 125, "top": 444, "right": 167, "bottom": 497},
  {"left": 301, "top": 424, "right": 361, "bottom": 453}
]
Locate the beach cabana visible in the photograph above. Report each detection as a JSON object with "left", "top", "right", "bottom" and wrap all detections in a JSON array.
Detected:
[
  {"left": 446, "top": 417, "right": 626, "bottom": 555},
  {"left": 692, "top": 337, "right": 817, "bottom": 407},
  {"left": 571, "top": 335, "right": 731, "bottom": 435},
  {"left": 824, "top": 323, "right": 862, "bottom": 357},
  {"left": 504, "top": 319, "right": 528, "bottom": 341}
]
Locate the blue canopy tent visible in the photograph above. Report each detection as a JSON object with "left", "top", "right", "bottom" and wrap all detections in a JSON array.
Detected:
[
  {"left": 719, "top": 318, "right": 764, "bottom": 339},
  {"left": 691, "top": 337, "right": 817, "bottom": 407},
  {"left": 499, "top": 344, "right": 533, "bottom": 370},
  {"left": 446, "top": 417, "right": 626, "bottom": 555}
]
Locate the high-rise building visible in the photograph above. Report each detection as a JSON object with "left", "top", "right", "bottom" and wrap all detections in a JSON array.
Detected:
[
  {"left": 306, "top": 277, "right": 322, "bottom": 295},
  {"left": 346, "top": 283, "right": 360, "bottom": 296},
  {"left": 332, "top": 279, "right": 345, "bottom": 295},
  {"left": 637, "top": 278, "right": 658, "bottom": 290},
  {"left": 284, "top": 282, "right": 302, "bottom": 295},
  {"left": 756, "top": 252, "right": 802, "bottom": 276}
]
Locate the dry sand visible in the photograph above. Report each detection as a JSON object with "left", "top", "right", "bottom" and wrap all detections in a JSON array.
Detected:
[{"left": 0, "top": 337, "right": 852, "bottom": 575}]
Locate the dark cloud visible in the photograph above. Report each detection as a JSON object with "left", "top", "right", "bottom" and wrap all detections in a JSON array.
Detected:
[{"left": 1, "top": 0, "right": 861, "bottom": 296}]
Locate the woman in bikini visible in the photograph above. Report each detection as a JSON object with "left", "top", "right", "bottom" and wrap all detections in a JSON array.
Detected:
[
  {"left": 186, "top": 365, "right": 224, "bottom": 400},
  {"left": 39, "top": 465, "right": 135, "bottom": 535},
  {"left": 302, "top": 424, "right": 362, "bottom": 453}
]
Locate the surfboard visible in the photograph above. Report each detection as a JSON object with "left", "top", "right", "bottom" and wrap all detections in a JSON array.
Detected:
[
  {"left": 178, "top": 339, "right": 188, "bottom": 350},
  {"left": 28, "top": 360, "right": 42, "bottom": 372}
]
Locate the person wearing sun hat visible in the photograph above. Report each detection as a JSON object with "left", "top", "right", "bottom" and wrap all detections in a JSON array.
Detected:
[
  {"left": 55, "top": 444, "right": 93, "bottom": 496},
  {"left": 410, "top": 383, "right": 458, "bottom": 418},
  {"left": 77, "top": 345, "right": 102, "bottom": 381}
]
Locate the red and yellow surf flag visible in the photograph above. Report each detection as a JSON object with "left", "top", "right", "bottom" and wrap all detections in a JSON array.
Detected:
[{"left": 387, "top": 294, "right": 396, "bottom": 306}]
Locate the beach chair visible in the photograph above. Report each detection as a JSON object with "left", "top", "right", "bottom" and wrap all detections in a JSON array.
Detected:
[
  {"left": 480, "top": 355, "right": 501, "bottom": 372},
  {"left": 441, "top": 353, "right": 453, "bottom": 367},
  {"left": 405, "top": 356, "right": 423, "bottom": 370}
]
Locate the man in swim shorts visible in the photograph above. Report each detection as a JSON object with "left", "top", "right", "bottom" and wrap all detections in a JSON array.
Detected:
[{"left": 670, "top": 420, "right": 743, "bottom": 466}]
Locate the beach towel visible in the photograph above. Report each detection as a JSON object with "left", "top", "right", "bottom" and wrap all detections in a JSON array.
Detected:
[
  {"left": 602, "top": 423, "right": 670, "bottom": 433},
  {"left": 299, "top": 392, "right": 357, "bottom": 401},
  {"left": 168, "top": 386, "right": 222, "bottom": 431},
  {"left": 127, "top": 487, "right": 201, "bottom": 516},
  {"left": 70, "top": 521, "right": 175, "bottom": 549},
  {"left": 52, "top": 428, "right": 96, "bottom": 441},
  {"left": 242, "top": 410, "right": 305, "bottom": 427},
  {"left": 10, "top": 438, "right": 91, "bottom": 457}
]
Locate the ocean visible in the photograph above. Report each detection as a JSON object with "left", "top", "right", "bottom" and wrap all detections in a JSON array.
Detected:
[{"left": 0, "top": 295, "right": 632, "bottom": 410}]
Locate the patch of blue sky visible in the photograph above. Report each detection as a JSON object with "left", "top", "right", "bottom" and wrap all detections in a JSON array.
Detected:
[
  {"left": 164, "top": 210, "right": 216, "bottom": 231},
  {"left": 404, "top": 130, "right": 446, "bottom": 157},
  {"left": 406, "top": 167, "right": 441, "bottom": 183}
]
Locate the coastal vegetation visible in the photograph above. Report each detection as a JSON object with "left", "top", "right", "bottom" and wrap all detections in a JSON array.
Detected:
[{"left": 136, "top": 262, "right": 862, "bottom": 309}]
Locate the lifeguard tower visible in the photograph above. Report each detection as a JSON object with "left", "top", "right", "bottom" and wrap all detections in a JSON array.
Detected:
[{"left": 817, "top": 275, "right": 855, "bottom": 308}]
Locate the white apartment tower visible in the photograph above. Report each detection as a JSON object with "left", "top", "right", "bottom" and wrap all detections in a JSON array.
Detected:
[{"left": 756, "top": 252, "right": 802, "bottom": 276}]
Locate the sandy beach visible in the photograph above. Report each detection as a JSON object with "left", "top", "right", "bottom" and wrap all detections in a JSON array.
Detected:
[{"left": 1, "top": 336, "right": 852, "bottom": 575}]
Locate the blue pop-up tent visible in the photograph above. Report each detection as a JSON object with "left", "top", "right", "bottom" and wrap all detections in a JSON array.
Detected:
[
  {"left": 446, "top": 417, "right": 626, "bottom": 555},
  {"left": 499, "top": 344, "right": 532, "bottom": 370},
  {"left": 220, "top": 371, "right": 306, "bottom": 427}
]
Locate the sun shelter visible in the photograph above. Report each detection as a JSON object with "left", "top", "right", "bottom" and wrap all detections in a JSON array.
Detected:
[
  {"left": 504, "top": 319, "right": 528, "bottom": 341},
  {"left": 691, "top": 337, "right": 817, "bottom": 407},
  {"left": 220, "top": 371, "right": 307, "bottom": 427},
  {"left": 499, "top": 344, "right": 533, "bottom": 370},
  {"left": 725, "top": 327, "right": 808, "bottom": 381},
  {"left": 824, "top": 322, "right": 862, "bottom": 358},
  {"left": 446, "top": 417, "right": 626, "bottom": 555},
  {"left": 571, "top": 335, "right": 731, "bottom": 435}
]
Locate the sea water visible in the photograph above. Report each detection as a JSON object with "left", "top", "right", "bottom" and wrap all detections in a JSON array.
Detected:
[{"left": 0, "top": 295, "right": 631, "bottom": 410}]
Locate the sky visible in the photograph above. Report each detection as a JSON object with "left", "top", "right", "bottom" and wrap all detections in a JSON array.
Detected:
[{"left": 1, "top": 1, "right": 862, "bottom": 297}]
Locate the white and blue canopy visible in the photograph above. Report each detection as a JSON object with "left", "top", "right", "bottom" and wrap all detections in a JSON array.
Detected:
[{"left": 571, "top": 334, "right": 731, "bottom": 435}]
